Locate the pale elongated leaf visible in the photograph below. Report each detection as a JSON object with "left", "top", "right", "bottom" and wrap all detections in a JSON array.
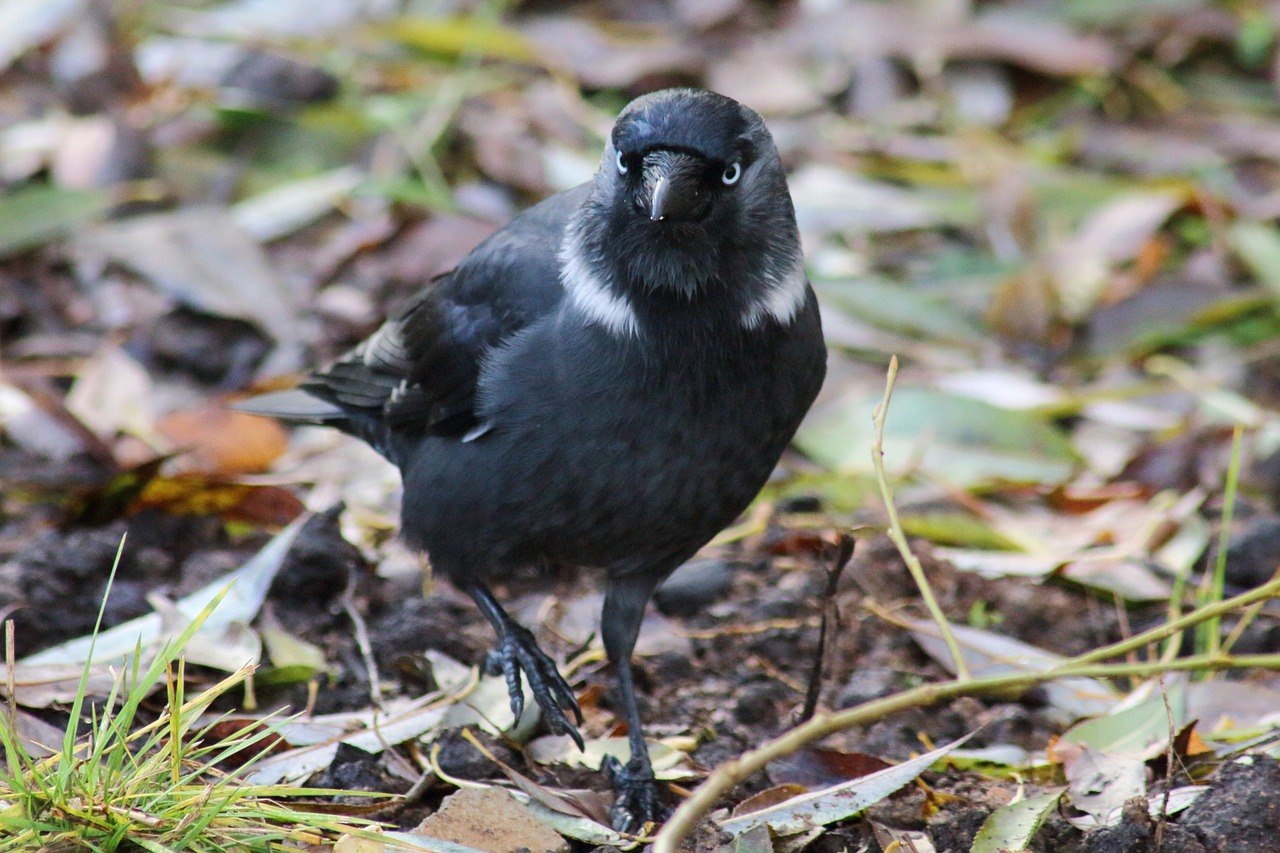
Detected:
[
  {"left": 798, "top": 386, "right": 1078, "bottom": 487},
  {"left": 73, "top": 207, "right": 304, "bottom": 371},
  {"left": 971, "top": 790, "right": 1064, "bottom": 853},
  {"left": 0, "top": 183, "right": 107, "bottom": 257},
  {"left": 1231, "top": 220, "right": 1280, "bottom": 297},
  {"left": 719, "top": 733, "right": 976, "bottom": 837},
  {"left": 1051, "top": 190, "right": 1184, "bottom": 321},
  {"left": 232, "top": 166, "right": 364, "bottom": 241},
  {"left": 1061, "top": 687, "right": 1186, "bottom": 757},
  {"left": 244, "top": 697, "right": 450, "bottom": 785},
  {"left": 0, "top": 0, "right": 87, "bottom": 69},
  {"left": 379, "top": 832, "right": 491, "bottom": 853},
  {"left": 910, "top": 620, "right": 1118, "bottom": 722},
  {"left": 527, "top": 735, "right": 697, "bottom": 780}
]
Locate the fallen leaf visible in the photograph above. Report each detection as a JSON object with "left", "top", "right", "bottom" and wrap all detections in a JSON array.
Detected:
[
  {"left": 971, "top": 790, "right": 1064, "bottom": 853},
  {"left": 798, "top": 385, "right": 1079, "bottom": 487},
  {"left": 0, "top": 0, "right": 89, "bottom": 71},
  {"left": 0, "top": 182, "right": 108, "bottom": 258},
  {"left": 910, "top": 620, "right": 1119, "bottom": 722},
  {"left": 1056, "top": 741, "right": 1147, "bottom": 828},
  {"left": 73, "top": 207, "right": 305, "bottom": 372},
  {"left": 11, "top": 517, "right": 306, "bottom": 705},
  {"left": 732, "top": 784, "right": 810, "bottom": 818},
  {"left": 157, "top": 404, "right": 289, "bottom": 475},
  {"left": 63, "top": 343, "right": 157, "bottom": 443},
  {"left": 719, "top": 733, "right": 977, "bottom": 838},
  {"left": 132, "top": 476, "right": 306, "bottom": 525},
  {"left": 412, "top": 787, "right": 568, "bottom": 853},
  {"left": 525, "top": 734, "right": 697, "bottom": 781},
  {"left": 768, "top": 748, "right": 893, "bottom": 789}
]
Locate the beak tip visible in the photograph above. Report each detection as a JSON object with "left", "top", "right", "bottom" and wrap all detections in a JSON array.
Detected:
[{"left": 648, "top": 175, "right": 669, "bottom": 222}]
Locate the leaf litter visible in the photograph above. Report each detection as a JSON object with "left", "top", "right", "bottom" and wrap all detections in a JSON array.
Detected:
[{"left": 7, "top": 0, "right": 1280, "bottom": 850}]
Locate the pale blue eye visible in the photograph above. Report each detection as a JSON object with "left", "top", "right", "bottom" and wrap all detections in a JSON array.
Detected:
[
  {"left": 722, "top": 162, "right": 741, "bottom": 186},
  {"left": 616, "top": 151, "right": 628, "bottom": 174}
]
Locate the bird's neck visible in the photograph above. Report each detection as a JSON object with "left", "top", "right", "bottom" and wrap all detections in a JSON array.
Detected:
[{"left": 558, "top": 212, "right": 806, "bottom": 339}]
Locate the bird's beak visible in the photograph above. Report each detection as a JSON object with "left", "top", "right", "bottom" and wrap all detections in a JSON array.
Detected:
[
  {"left": 643, "top": 151, "right": 706, "bottom": 222},
  {"left": 649, "top": 175, "right": 671, "bottom": 222}
]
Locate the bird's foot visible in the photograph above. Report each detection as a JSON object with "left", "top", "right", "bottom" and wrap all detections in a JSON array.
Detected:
[
  {"left": 603, "top": 754, "right": 669, "bottom": 835},
  {"left": 493, "top": 623, "right": 584, "bottom": 748}
]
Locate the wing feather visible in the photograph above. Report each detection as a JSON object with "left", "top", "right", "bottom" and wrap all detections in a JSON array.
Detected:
[{"left": 262, "top": 184, "right": 590, "bottom": 458}]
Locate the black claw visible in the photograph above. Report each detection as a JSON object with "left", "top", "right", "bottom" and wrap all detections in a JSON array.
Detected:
[
  {"left": 489, "top": 626, "right": 583, "bottom": 748},
  {"left": 604, "top": 754, "right": 668, "bottom": 834},
  {"left": 497, "top": 637, "right": 525, "bottom": 722}
]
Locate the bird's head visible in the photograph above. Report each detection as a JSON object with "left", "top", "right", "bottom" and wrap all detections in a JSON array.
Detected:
[{"left": 562, "top": 89, "right": 806, "bottom": 335}]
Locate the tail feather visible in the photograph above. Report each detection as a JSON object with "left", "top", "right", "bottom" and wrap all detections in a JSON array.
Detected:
[
  {"left": 234, "top": 388, "right": 404, "bottom": 465},
  {"left": 232, "top": 389, "right": 348, "bottom": 424}
]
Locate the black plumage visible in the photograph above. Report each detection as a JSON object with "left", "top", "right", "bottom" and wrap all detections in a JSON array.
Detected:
[{"left": 241, "top": 88, "right": 826, "bottom": 831}]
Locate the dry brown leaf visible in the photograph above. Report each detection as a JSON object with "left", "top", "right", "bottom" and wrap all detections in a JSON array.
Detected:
[
  {"left": 413, "top": 787, "right": 568, "bottom": 853},
  {"left": 157, "top": 404, "right": 289, "bottom": 475}
]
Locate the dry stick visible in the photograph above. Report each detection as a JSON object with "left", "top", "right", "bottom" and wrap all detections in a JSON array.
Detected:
[
  {"left": 798, "top": 534, "right": 855, "bottom": 724},
  {"left": 340, "top": 577, "right": 384, "bottom": 709},
  {"left": 871, "top": 356, "right": 970, "bottom": 680}
]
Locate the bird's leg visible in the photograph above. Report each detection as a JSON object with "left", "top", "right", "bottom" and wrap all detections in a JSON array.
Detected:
[
  {"left": 600, "top": 573, "right": 670, "bottom": 834},
  {"left": 464, "top": 581, "right": 584, "bottom": 748}
]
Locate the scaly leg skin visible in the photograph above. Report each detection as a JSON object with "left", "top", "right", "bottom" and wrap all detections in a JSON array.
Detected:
[
  {"left": 466, "top": 581, "right": 584, "bottom": 749},
  {"left": 601, "top": 573, "right": 671, "bottom": 834}
]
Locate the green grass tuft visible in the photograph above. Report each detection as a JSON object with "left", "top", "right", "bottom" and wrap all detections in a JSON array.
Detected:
[{"left": 0, "top": 536, "right": 386, "bottom": 851}]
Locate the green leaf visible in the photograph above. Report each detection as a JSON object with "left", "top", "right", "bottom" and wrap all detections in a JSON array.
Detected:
[
  {"left": 899, "top": 511, "right": 1021, "bottom": 550},
  {"left": 0, "top": 184, "right": 109, "bottom": 258},
  {"left": 378, "top": 16, "right": 544, "bottom": 64},
  {"left": 971, "top": 790, "right": 1064, "bottom": 853},
  {"left": 1061, "top": 688, "right": 1187, "bottom": 755},
  {"left": 797, "top": 386, "right": 1079, "bottom": 487},
  {"left": 816, "top": 278, "right": 984, "bottom": 343},
  {"left": 1230, "top": 221, "right": 1280, "bottom": 298},
  {"left": 1049, "top": 0, "right": 1201, "bottom": 26}
]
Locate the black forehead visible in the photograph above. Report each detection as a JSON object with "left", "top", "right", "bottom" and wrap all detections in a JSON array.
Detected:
[{"left": 612, "top": 89, "right": 754, "bottom": 161}]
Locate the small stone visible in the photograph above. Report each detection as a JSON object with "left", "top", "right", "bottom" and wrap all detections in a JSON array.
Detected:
[
  {"left": 434, "top": 729, "right": 518, "bottom": 781},
  {"left": 836, "top": 667, "right": 899, "bottom": 709},
  {"left": 733, "top": 682, "right": 783, "bottom": 726},
  {"left": 654, "top": 559, "right": 735, "bottom": 617}
]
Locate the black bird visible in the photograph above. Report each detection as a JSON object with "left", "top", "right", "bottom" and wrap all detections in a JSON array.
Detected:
[{"left": 242, "top": 88, "right": 826, "bottom": 830}]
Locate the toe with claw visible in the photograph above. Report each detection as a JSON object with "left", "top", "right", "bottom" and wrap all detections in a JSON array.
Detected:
[
  {"left": 604, "top": 754, "right": 669, "bottom": 835},
  {"left": 492, "top": 623, "right": 584, "bottom": 749}
]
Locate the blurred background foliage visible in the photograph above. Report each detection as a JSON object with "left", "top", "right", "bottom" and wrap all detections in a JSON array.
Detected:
[{"left": 6, "top": 0, "right": 1280, "bottom": 557}]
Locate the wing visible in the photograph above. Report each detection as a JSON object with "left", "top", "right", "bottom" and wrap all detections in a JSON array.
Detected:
[{"left": 241, "top": 184, "right": 590, "bottom": 460}]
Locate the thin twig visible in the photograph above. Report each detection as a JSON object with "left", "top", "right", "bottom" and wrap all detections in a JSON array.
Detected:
[
  {"left": 5, "top": 620, "right": 15, "bottom": 723},
  {"left": 1221, "top": 584, "right": 1275, "bottom": 655},
  {"left": 340, "top": 578, "right": 383, "bottom": 709},
  {"left": 871, "top": 356, "right": 970, "bottom": 680},
  {"left": 798, "top": 535, "right": 855, "bottom": 724}
]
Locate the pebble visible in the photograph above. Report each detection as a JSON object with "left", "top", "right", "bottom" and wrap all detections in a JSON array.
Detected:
[{"left": 654, "top": 559, "right": 735, "bottom": 617}]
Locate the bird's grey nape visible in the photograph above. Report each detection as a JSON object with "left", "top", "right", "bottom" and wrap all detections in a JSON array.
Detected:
[{"left": 559, "top": 215, "right": 641, "bottom": 338}]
